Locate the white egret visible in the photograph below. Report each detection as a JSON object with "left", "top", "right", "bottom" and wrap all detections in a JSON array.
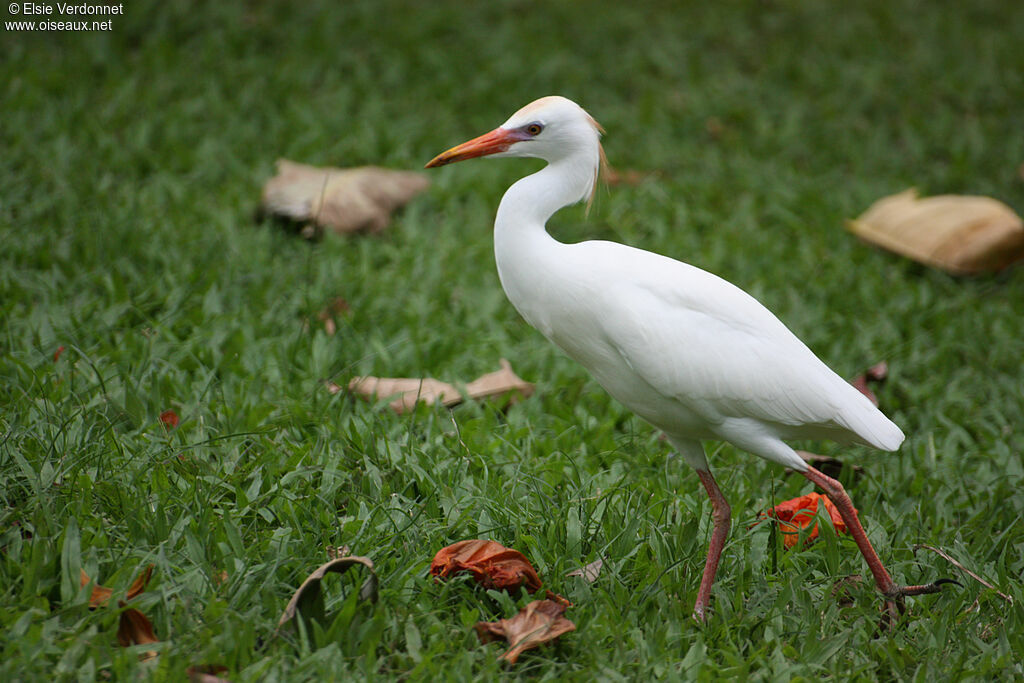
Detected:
[{"left": 426, "top": 96, "right": 946, "bottom": 621}]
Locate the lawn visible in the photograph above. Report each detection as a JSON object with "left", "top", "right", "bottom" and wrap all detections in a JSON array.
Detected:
[{"left": 2, "top": 0, "right": 1023, "bottom": 679}]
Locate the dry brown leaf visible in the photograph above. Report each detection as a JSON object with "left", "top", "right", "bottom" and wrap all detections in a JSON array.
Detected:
[
  {"left": 566, "top": 559, "right": 603, "bottom": 583},
  {"left": 81, "top": 564, "right": 153, "bottom": 608},
  {"left": 474, "top": 599, "right": 576, "bottom": 664},
  {"left": 348, "top": 359, "right": 533, "bottom": 413},
  {"left": 276, "top": 556, "right": 378, "bottom": 634},
  {"left": 847, "top": 188, "right": 1024, "bottom": 274},
  {"left": 81, "top": 569, "right": 114, "bottom": 608},
  {"left": 261, "top": 159, "right": 429, "bottom": 236},
  {"left": 430, "top": 540, "right": 543, "bottom": 593},
  {"left": 117, "top": 602, "right": 159, "bottom": 659}
]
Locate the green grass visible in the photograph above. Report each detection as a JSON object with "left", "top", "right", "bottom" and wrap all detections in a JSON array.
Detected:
[{"left": 3, "top": 0, "right": 1023, "bottom": 679}]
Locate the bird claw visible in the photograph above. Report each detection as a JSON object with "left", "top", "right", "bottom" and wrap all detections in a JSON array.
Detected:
[{"left": 885, "top": 578, "right": 960, "bottom": 599}]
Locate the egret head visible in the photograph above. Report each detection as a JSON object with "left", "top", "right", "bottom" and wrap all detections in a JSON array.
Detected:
[{"left": 425, "top": 96, "right": 604, "bottom": 168}]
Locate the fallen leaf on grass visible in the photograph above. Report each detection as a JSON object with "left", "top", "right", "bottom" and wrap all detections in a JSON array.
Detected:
[
  {"left": 850, "top": 361, "right": 889, "bottom": 407},
  {"left": 348, "top": 359, "right": 534, "bottom": 413},
  {"left": 755, "top": 493, "right": 851, "bottom": 549},
  {"left": 276, "top": 555, "right": 378, "bottom": 637},
  {"left": 160, "top": 410, "right": 179, "bottom": 428},
  {"left": 566, "top": 559, "right": 603, "bottom": 583},
  {"left": 847, "top": 188, "right": 1024, "bottom": 274},
  {"left": 430, "top": 540, "right": 542, "bottom": 593},
  {"left": 81, "top": 565, "right": 158, "bottom": 659},
  {"left": 474, "top": 599, "right": 576, "bottom": 664},
  {"left": 54, "top": 345, "right": 66, "bottom": 362},
  {"left": 117, "top": 602, "right": 159, "bottom": 657},
  {"left": 261, "top": 159, "right": 429, "bottom": 237},
  {"left": 81, "top": 564, "right": 153, "bottom": 608}
]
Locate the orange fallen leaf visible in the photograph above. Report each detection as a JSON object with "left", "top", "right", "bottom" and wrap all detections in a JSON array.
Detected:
[
  {"left": 160, "top": 410, "right": 179, "bottom": 428},
  {"left": 261, "top": 159, "right": 429, "bottom": 236},
  {"left": 757, "top": 492, "right": 852, "bottom": 549},
  {"left": 847, "top": 188, "right": 1024, "bottom": 274},
  {"left": 430, "top": 539, "right": 543, "bottom": 593},
  {"left": 348, "top": 359, "right": 533, "bottom": 413},
  {"left": 474, "top": 599, "right": 576, "bottom": 664},
  {"left": 53, "top": 345, "right": 66, "bottom": 362}
]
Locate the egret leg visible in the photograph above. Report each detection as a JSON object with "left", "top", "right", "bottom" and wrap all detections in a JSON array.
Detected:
[
  {"left": 802, "top": 466, "right": 948, "bottom": 620},
  {"left": 693, "top": 469, "right": 731, "bottom": 622}
]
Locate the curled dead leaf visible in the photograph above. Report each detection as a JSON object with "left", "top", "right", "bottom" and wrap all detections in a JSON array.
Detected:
[
  {"left": 276, "top": 556, "right": 378, "bottom": 636},
  {"left": 430, "top": 540, "right": 543, "bottom": 593},
  {"left": 81, "top": 569, "right": 114, "bottom": 608},
  {"left": 474, "top": 599, "right": 576, "bottom": 665},
  {"left": 80, "top": 565, "right": 158, "bottom": 658},
  {"left": 348, "top": 359, "right": 533, "bottom": 413},
  {"left": 81, "top": 564, "right": 153, "bottom": 608},
  {"left": 261, "top": 159, "right": 429, "bottom": 236},
  {"left": 847, "top": 188, "right": 1024, "bottom": 274},
  {"left": 755, "top": 493, "right": 851, "bottom": 549}
]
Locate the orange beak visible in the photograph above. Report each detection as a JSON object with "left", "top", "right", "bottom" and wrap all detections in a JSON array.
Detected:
[{"left": 425, "top": 127, "right": 528, "bottom": 168}]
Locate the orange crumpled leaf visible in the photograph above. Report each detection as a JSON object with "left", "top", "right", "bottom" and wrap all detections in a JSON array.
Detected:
[
  {"left": 847, "top": 188, "right": 1024, "bottom": 274},
  {"left": 430, "top": 540, "right": 543, "bottom": 593},
  {"left": 757, "top": 493, "right": 852, "bottom": 549},
  {"left": 474, "top": 599, "right": 576, "bottom": 664},
  {"left": 348, "top": 359, "right": 533, "bottom": 413},
  {"left": 261, "top": 159, "right": 429, "bottom": 236}
]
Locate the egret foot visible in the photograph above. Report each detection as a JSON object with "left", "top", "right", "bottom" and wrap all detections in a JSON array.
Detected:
[{"left": 802, "top": 466, "right": 954, "bottom": 620}]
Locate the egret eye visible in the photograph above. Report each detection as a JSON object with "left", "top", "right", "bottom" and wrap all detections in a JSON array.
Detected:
[{"left": 525, "top": 123, "right": 544, "bottom": 136}]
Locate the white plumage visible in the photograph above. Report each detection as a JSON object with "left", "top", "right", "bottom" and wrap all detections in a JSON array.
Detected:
[{"left": 427, "top": 95, "right": 940, "bottom": 621}]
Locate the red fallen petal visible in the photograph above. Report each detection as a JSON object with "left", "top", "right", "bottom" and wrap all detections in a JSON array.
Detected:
[
  {"left": 757, "top": 493, "right": 852, "bottom": 549},
  {"left": 54, "top": 345, "right": 66, "bottom": 362},
  {"left": 160, "top": 410, "right": 180, "bottom": 428}
]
